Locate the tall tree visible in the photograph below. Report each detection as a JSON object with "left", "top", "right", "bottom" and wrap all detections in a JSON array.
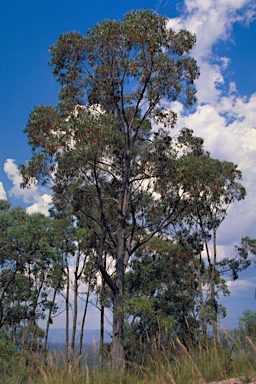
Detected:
[
  {"left": 49, "top": 217, "right": 94, "bottom": 362},
  {"left": 20, "top": 10, "right": 199, "bottom": 370},
  {"left": 0, "top": 201, "right": 58, "bottom": 350},
  {"left": 125, "top": 236, "right": 199, "bottom": 364},
  {"left": 174, "top": 136, "right": 246, "bottom": 341}
]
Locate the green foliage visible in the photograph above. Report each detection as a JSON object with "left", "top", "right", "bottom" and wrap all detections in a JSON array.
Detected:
[
  {"left": 238, "top": 309, "right": 256, "bottom": 342},
  {"left": 16, "top": 324, "right": 45, "bottom": 352},
  {"left": 0, "top": 332, "right": 16, "bottom": 362},
  {"left": 49, "top": 10, "right": 198, "bottom": 111},
  {"left": 124, "top": 237, "right": 200, "bottom": 364},
  {"left": 234, "top": 237, "right": 256, "bottom": 276},
  {"left": 0, "top": 201, "right": 64, "bottom": 353}
]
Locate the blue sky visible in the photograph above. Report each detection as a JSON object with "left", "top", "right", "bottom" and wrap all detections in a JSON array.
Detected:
[{"left": 0, "top": 0, "right": 255, "bottom": 330}]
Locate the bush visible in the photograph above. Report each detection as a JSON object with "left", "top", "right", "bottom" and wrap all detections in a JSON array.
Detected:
[
  {"left": 0, "top": 332, "right": 17, "bottom": 375},
  {"left": 0, "top": 332, "right": 16, "bottom": 360},
  {"left": 238, "top": 310, "right": 256, "bottom": 342}
]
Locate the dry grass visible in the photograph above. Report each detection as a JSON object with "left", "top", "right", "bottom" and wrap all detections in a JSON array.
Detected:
[{"left": 0, "top": 329, "right": 255, "bottom": 384}]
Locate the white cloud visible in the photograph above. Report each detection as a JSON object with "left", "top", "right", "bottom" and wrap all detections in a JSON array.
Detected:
[
  {"left": 177, "top": 94, "right": 256, "bottom": 244},
  {"left": 168, "top": 0, "right": 255, "bottom": 104},
  {"left": 4, "top": 158, "right": 52, "bottom": 216},
  {"left": 169, "top": 0, "right": 254, "bottom": 50},
  {"left": 4, "top": 158, "right": 37, "bottom": 203},
  {"left": 0, "top": 182, "right": 7, "bottom": 200},
  {"left": 226, "top": 276, "right": 256, "bottom": 297},
  {"left": 26, "top": 194, "right": 52, "bottom": 216},
  {"left": 167, "top": 0, "right": 256, "bottom": 247}
]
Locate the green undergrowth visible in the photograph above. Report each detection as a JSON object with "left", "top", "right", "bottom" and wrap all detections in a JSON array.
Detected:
[{"left": 0, "top": 333, "right": 255, "bottom": 384}]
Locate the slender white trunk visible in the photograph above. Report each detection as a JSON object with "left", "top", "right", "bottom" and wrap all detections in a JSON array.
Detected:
[{"left": 64, "top": 253, "right": 70, "bottom": 362}]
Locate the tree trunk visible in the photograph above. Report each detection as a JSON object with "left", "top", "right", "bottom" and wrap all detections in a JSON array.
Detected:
[
  {"left": 71, "top": 272, "right": 78, "bottom": 359},
  {"left": 204, "top": 232, "right": 217, "bottom": 343},
  {"left": 11, "top": 322, "right": 17, "bottom": 344},
  {"left": 198, "top": 254, "right": 208, "bottom": 339},
  {"left": 99, "top": 280, "right": 105, "bottom": 371},
  {"left": 112, "top": 287, "right": 124, "bottom": 371},
  {"left": 44, "top": 285, "right": 58, "bottom": 354},
  {"left": 111, "top": 150, "right": 129, "bottom": 371},
  {"left": 112, "top": 205, "right": 126, "bottom": 371},
  {"left": 30, "top": 319, "right": 38, "bottom": 351},
  {"left": 78, "top": 276, "right": 91, "bottom": 363},
  {"left": 211, "top": 228, "right": 218, "bottom": 344},
  {"left": 64, "top": 253, "right": 70, "bottom": 362}
]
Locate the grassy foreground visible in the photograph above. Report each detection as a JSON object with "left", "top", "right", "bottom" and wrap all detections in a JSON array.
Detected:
[{"left": 1, "top": 333, "right": 255, "bottom": 384}]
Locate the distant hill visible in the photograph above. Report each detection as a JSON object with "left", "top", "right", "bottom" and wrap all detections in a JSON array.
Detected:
[{"left": 47, "top": 329, "right": 112, "bottom": 345}]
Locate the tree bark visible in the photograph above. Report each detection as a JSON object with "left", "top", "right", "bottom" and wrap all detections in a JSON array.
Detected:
[
  {"left": 64, "top": 253, "right": 70, "bottom": 362},
  {"left": 211, "top": 228, "right": 218, "bottom": 344},
  {"left": 78, "top": 276, "right": 91, "bottom": 363},
  {"left": 198, "top": 253, "right": 208, "bottom": 339},
  {"left": 71, "top": 271, "right": 78, "bottom": 358},
  {"left": 44, "top": 285, "right": 58, "bottom": 354},
  {"left": 112, "top": 285, "right": 124, "bottom": 371},
  {"left": 111, "top": 148, "right": 129, "bottom": 371},
  {"left": 99, "top": 280, "right": 105, "bottom": 371},
  {"left": 111, "top": 212, "right": 126, "bottom": 371}
]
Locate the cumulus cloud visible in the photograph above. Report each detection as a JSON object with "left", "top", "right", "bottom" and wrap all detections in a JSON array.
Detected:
[
  {"left": 26, "top": 194, "right": 53, "bottom": 215},
  {"left": 168, "top": 0, "right": 255, "bottom": 103},
  {"left": 167, "top": 0, "right": 256, "bottom": 246},
  {"left": 168, "top": 0, "right": 254, "bottom": 50},
  {"left": 178, "top": 94, "right": 256, "bottom": 244},
  {"left": 4, "top": 158, "right": 52, "bottom": 216},
  {"left": 4, "top": 158, "right": 37, "bottom": 203}
]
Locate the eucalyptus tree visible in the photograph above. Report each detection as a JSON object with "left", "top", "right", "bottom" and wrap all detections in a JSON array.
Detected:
[
  {"left": 125, "top": 236, "right": 200, "bottom": 364},
  {"left": 234, "top": 236, "right": 256, "bottom": 269},
  {"left": 173, "top": 135, "right": 246, "bottom": 341},
  {"left": 0, "top": 201, "right": 59, "bottom": 350},
  {"left": 20, "top": 10, "right": 199, "bottom": 370},
  {"left": 48, "top": 216, "right": 98, "bottom": 362},
  {"left": 238, "top": 309, "right": 256, "bottom": 343},
  {"left": 43, "top": 261, "right": 64, "bottom": 354},
  {"left": 69, "top": 226, "right": 98, "bottom": 360}
]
